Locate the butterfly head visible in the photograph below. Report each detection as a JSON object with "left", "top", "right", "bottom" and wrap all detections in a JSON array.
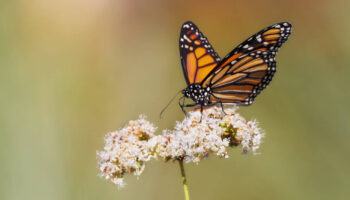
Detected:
[{"left": 182, "top": 84, "right": 211, "bottom": 106}]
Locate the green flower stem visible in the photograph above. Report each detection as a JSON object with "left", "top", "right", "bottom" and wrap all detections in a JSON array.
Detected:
[{"left": 179, "top": 160, "right": 190, "bottom": 200}]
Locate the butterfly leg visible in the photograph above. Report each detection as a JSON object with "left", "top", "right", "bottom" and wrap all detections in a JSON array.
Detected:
[
  {"left": 179, "top": 96, "right": 187, "bottom": 115},
  {"left": 181, "top": 103, "right": 199, "bottom": 117},
  {"left": 179, "top": 97, "right": 198, "bottom": 116},
  {"left": 182, "top": 103, "right": 203, "bottom": 121},
  {"left": 208, "top": 101, "right": 227, "bottom": 115},
  {"left": 181, "top": 103, "right": 197, "bottom": 108},
  {"left": 218, "top": 101, "right": 227, "bottom": 115},
  {"left": 200, "top": 105, "right": 203, "bottom": 122}
]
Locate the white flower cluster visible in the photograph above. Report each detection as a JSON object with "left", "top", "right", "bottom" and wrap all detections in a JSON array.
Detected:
[
  {"left": 97, "top": 106, "right": 264, "bottom": 187},
  {"left": 150, "top": 107, "right": 230, "bottom": 163},
  {"left": 96, "top": 115, "right": 157, "bottom": 187}
]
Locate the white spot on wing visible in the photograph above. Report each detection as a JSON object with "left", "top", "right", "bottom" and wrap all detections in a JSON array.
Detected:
[{"left": 257, "top": 37, "right": 262, "bottom": 42}]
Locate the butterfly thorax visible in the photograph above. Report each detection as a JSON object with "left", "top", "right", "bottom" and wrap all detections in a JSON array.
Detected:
[{"left": 183, "top": 84, "right": 211, "bottom": 106}]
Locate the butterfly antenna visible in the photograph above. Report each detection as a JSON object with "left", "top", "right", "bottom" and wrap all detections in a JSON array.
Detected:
[{"left": 160, "top": 90, "right": 183, "bottom": 119}]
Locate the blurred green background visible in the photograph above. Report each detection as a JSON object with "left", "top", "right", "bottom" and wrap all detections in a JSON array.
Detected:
[{"left": 1, "top": 0, "right": 350, "bottom": 199}]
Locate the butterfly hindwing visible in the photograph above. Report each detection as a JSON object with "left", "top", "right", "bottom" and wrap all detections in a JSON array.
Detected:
[
  {"left": 179, "top": 21, "right": 221, "bottom": 85},
  {"left": 208, "top": 51, "right": 276, "bottom": 105},
  {"left": 202, "top": 22, "right": 292, "bottom": 105}
]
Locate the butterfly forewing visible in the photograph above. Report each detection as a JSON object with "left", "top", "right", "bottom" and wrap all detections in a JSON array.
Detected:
[
  {"left": 179, "top": 21, "right": 221, "bottom": 85},
  {"left": 203, "top": 22, "right": 292, "bottom": 105}
]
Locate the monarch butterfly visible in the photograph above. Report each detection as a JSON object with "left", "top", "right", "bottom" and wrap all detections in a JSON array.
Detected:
[{"left": 161, "top": 21, "right": 292, "bottom": 116}]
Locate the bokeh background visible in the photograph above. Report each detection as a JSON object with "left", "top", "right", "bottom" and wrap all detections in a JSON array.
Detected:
[{"left": 1, "top": 0, "right": 350, "bottom": 199}]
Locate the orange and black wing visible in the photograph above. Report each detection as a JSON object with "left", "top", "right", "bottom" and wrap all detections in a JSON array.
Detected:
[
  {"left": 180, "top": 21, "right": 221, "bottom": 85},
  {"left": 202, "top": 22, "right": 292, "bottom": 105}
]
